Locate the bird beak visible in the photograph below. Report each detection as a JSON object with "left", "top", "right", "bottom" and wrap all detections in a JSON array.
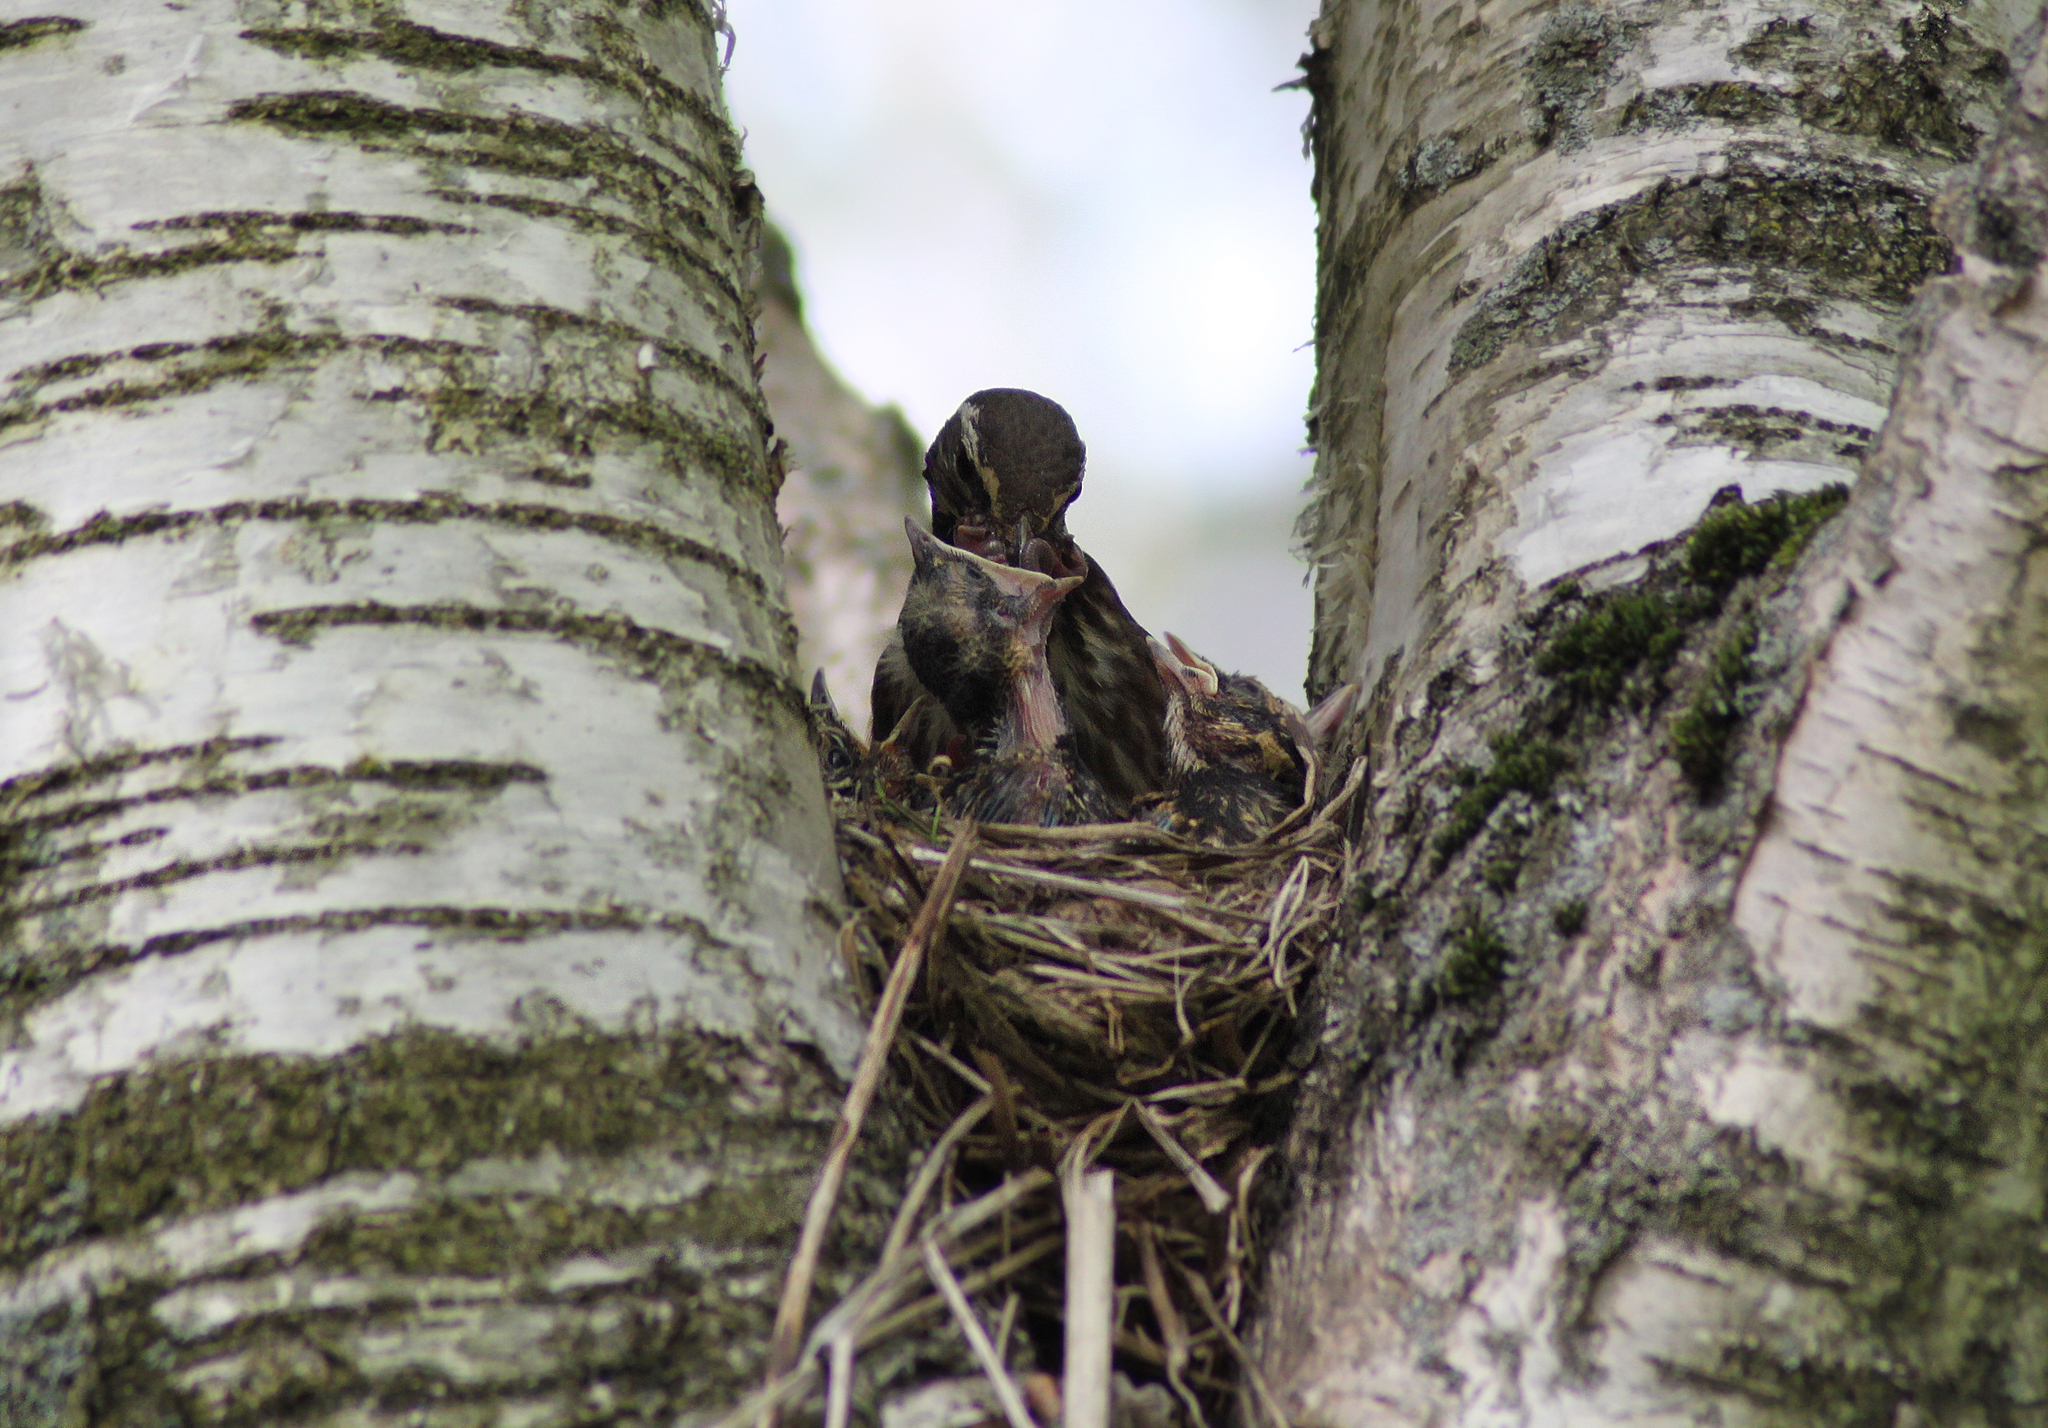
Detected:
[
  {"left": 903, "top": 516, "right": 953, "bottom": 576},
  {"left": 1158, "top": 633, "right": 1220, "bottom": 696},
  {"left": 904, "top": 516, "right": 1080, "bottom": 636},
  {"left": 1304, "top": 681, "right": 1360, "bottom": 749},
  {"left": 986, "top": 564, "right": 1083, "bottom": 646},
  {"left": 1147, "top": 635, "right": 1195, "bottom": 695}
]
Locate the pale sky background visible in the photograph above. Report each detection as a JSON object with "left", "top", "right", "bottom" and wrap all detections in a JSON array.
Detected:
[{"left": 725, "top": 0, "right": 1324, "bottom": 698}]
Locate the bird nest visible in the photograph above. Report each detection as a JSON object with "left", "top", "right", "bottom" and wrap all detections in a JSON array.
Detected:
[{"left": 720, "top": 755, "right": 1365, "bottom": 1428}]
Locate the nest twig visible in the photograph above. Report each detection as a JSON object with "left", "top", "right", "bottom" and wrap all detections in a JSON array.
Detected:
[{"left": 727, "top": 755, "right": 1364, "bottom": 1428}]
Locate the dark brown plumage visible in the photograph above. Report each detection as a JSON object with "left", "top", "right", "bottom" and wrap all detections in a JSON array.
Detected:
[
  {"left": 1134, "top": 634, "right": 1310, "bottom": 844},
  {"left": 871, "top": 390, "right": 1166, "bottom": 805},
  {"left": 898, "top": 520, "right": 1120, "bottom": 826}
]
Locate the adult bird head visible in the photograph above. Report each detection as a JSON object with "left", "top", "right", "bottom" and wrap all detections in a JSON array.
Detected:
[
  {"left": 922, "top": 388, "right": 1088, "bottom": 579},
  {"left": 899, "top": 517, "right": 1085, "bottom": 739}
]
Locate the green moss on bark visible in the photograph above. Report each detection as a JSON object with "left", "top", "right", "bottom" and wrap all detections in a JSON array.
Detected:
[
  {"left": 0, "top": 1025, "right": 832, "bottom": 1272},
  {"left": 1686, "top": 483, "right": 1851, "bottom": 595},
  {"left": 1537, "top": 590, "right": 1686, "bottom": 709},
  {"left": 1433, "top": 733, "right": 1568, "bottom": 867},
  {"left": 1435, "top": 915, "right": 1513, "bottom": 1003},
  {"left": 1428, "top": 486, "right": 1852, "bottom": 886}
]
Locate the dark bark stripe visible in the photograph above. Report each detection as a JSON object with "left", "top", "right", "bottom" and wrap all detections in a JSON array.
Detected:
[
  {"left": 2, "top": 824, "right": 166, "bottom": 874},
  {"left": 435, "top": 293, "right": 768, "bottom": 428},
  {"left": 421, "top": 185, "right": 746, "bottom": 336},
  {"left": 250, "top": 601, "right": 808, "bottom": 719},
  {"left": 236, "top": 14, "right": 742, "bottom": 177},
  {"left": 0, "top": 497, "right": 768, "bottom": 601},
  {"left": 2, "top": 332, "right": 769, "bottom": 493},
  {"left": 378, "top": 380, "right": 769, "bottom": 492},
  {"left": 1665, "top": 403, "right": 1876, "bottom": 460},
  {"left": 0, "top": 1025, "right": 833, "bottom": 1276},
  {"left": 133, "top": 209, "right": 479, "bottom": 237},
  {"left": 224, "top": 89, "right": 745, "bottom": 309},
  {"left": 0, "top": 188, "right": 482, "bottom": 301},
  {"left": 1, "top": 904, "right": 726, "bottom": 1020},
  {"left": 4, "top": 758, "right": 543, "bottom": 838},
  {"left": 8, "top": 328, "right": 443, "bottom": 390},
  {"left": 0, "top": 15, "right": 85, "bottom": 51},
  {"left": 11, "top": 838, "right": 427, "bottom": 916},
  {"left": 1449, "top": 156, "right": 1949, "bottom": 378},
  {"left": 0, "top": 736, "right": 280, "bottom": 804}
]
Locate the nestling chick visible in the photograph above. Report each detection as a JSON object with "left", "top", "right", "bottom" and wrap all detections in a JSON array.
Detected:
[
  {"left": 1134, "top": 634, "right": 1310, "bottom": 844},
  {"left": 806, "top": 671, "right": 865, "bottom": 805},
  {"left": 872, "top": 390, "right": 1167, "bottom": 804},
  {"left": 806, "top": 671, "right": 953, "bottom": 815},
  {"left": 898, "top": 519, "right": 1121, "bottom": 826}
]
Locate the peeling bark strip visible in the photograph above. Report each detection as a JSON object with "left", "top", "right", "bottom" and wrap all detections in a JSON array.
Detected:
[
  {"left": 1268, "top": 2, "right": 2048, "bottom": 1423},
  {"left": 0, "top": 0, "right": 857, "bottom": 1419}
]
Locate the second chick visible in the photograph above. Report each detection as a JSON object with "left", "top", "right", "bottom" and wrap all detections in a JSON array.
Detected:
[{"left": 1135, "top": 633, "right": 1311, "bottom": 844}]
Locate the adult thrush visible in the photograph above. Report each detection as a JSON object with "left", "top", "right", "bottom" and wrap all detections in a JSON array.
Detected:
[{"left": 871, "top": 389, "right": 1166, "bottom": 804}]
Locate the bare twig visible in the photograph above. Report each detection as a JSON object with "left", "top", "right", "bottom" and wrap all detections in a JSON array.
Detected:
[
  {"left": 750, "top": 770, "right": 1352, "bottom": 1428},
  {"left": 703, "top": 1174, "right": 1057, "bottom": 1428},
  {"left": 1180, "top": 1262, "right": 1292, "bottom": 1428},
  {"left": 879, "top": 1096, "right": 992, "bottom": 1267},
  {"left": 1062, "top": 1165, "right": 1117, "bottom": 1428},
  {"left": 905, "top": 845, "right": 1257, "bottom": 926},
  {"left": 764, "top": 828, "right": 980, "bottom": 1393},
  {"left": 823, "top": 1335, "right": 855, "bottom": 1428},
  {"left": 1137, "top": 1222, "right": 1209, "bottom": 1428}
]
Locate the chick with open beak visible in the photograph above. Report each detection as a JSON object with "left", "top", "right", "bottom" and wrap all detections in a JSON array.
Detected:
[
  {"left": 1134, "top": 633, "right": 1312, "bottom": 844},
  {"left": 899, "top": 519, "right": 1121, "bottom": 827},
  {"left": 871, "top": 390, "right": 1167, "bottom": 805}
]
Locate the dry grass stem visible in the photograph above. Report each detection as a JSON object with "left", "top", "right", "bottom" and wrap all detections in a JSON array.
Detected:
[
  {"left": 922, "top": 1239, "right": 1040, "bottom": 1428},
  {"left": 764, "top": 830, "right": 979, "bottom": 1389},
  {"left": 1062, "top": 1167, "right": 1116, "bottom": 1428},
  {"left": 1133, "top": 1103, "right": 1232, "bottom": 1215}
]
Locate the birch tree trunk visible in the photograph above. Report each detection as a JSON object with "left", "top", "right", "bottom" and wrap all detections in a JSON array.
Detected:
[
  {"left": 1264, "top": 0, "right": 2048, "bottom": 1421},
  {"left": 0, "top": 2, "right": 865, "bottom": 1421}
]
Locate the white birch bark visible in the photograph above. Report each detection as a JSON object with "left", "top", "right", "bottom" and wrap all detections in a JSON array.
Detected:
[
  {"left": 1262, "top": 0, "right": 2048, "bottom": 1422},
  {"left": 1300, "top": 0, "right": 2031, "bottom": 698},
  {"left": 0, "top": 1, "right": 861, "bottom": 1420}
]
